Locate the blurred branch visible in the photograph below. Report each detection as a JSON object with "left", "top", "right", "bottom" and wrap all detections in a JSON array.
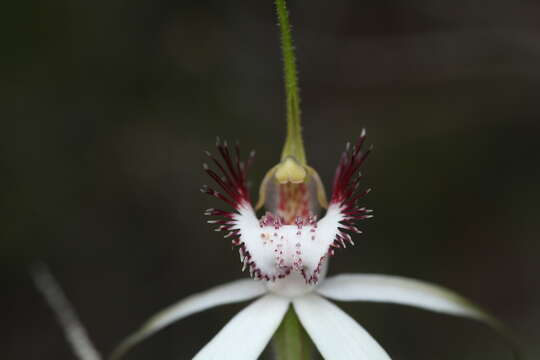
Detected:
[{"left": 31, "top": 263, "right": 102, "bottom": 360}]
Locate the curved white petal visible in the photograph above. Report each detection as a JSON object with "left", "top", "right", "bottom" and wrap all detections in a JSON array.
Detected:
[
  {"left": 234, "top": 204, "right": 284, "bottom": 280},
  {"left": 317, "top": 274, "right": 497, "bottom": 324},
  {"left": 234, "top": 203, "right": 344, "bottom": 283},
  {"left": 293, "top": 294, "right": 391, "bottom": 360},
  {"left": 194, "top": 294, "right": 290, "bottom": 360},
  {"left": 110, "top": 279, "right": 266, "bottom": 359}
]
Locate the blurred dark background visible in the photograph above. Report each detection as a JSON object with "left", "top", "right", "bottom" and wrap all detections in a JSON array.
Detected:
[{"left": 3, "top": 0, "right": 539, "bottom": 359}]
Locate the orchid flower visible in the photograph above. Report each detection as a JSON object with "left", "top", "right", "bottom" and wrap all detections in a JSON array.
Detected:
[
  {"left": 25, "top": 1, "right": 518, "bottom": 360},
  {"left": 110, "top": 132, "right": 511, "bottom": 360},
  {"left": 109, "top": 1, "right": 517, "bottom": 359}
]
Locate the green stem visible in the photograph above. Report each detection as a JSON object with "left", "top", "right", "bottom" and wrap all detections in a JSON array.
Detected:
[
  {"left": 275, "top": 0, "right": 306, "bottom": 165},
  {"left": 273, "top": 307, "right": 313, "bottom": 360}
]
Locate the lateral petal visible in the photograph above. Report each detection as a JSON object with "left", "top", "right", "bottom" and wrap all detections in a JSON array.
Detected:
[
  {"left": 110, "top": 279, "right": 266, "bottom": 359},
  {"left": 318, "top": 274, "right": 498, "bottom": 324}
]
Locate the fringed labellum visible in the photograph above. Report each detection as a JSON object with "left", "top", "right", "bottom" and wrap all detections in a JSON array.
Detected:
[{"left": 202, "top": 132, "right": 372, "bottom": 285}]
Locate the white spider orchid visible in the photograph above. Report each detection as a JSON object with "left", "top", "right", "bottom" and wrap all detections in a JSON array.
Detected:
[
  {"left": 110, "top": 132, "right": 508, "bottom": 360},
  {"left": 29, "top": 2, "right": 516, "bottom": 359}
]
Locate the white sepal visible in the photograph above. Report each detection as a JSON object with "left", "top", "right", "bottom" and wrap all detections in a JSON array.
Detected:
[
  {"left": 110, "top": 279, "right": 266, "bottom": 359},
  {"left": 293, "top": 294, "right": 391, "bottom": 360},
  {"left": 317, "top": 274, "right": 497, "bottom": 324},
  {"left": 194, "top": 294, "right": 290, "bottom": 360}
]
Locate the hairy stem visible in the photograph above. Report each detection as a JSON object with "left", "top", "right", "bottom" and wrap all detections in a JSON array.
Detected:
[{"left": 275, "top": 0, "right": 306, "bottom": 165}]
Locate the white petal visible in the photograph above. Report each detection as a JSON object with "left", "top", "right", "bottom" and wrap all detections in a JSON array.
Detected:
[
  {"left": 234, "top": 204, "right": 284, "bottom": 280},
  {"left": 110, "top": 279, "right": 266, "bottom": 359},
  {"left": 293, "top": 294, "right": 391, "bottom": 360},
  {"left": 194, "top": 294, "right": 290, "bottom": 360},
  {"left": 317, "top": 274, "right": 496, "bottom": 324},
  {"left": 234, "top": 203, "right": 344, "bottom": 282}
]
